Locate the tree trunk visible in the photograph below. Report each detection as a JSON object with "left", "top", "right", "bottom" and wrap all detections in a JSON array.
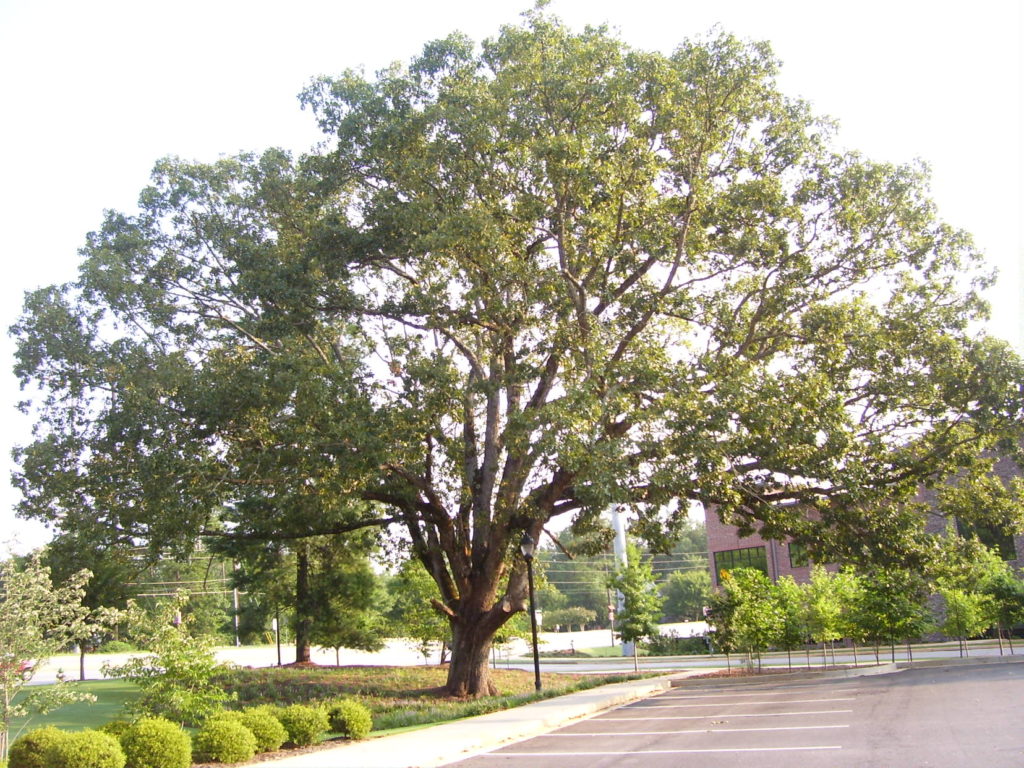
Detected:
[
  {"left": 446, "top": 622, "right": 498, "bottom": 697},
  {"left": 80, "top": 644, "right": 87, "bottom": 681},
  {"left": 294, "top": 543, "right": 312, "bottom": 664}
]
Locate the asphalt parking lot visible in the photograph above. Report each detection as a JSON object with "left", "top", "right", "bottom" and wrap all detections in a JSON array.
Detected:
[{"left": 449, "top": 660, "right": 1024, "bottom": 768}]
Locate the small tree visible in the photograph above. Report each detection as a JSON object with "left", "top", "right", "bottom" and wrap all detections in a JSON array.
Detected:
[
  {"left": 722, "top": 568, "right": 782, "bottom": 671},
  {"left": 387, "top": 559, "right": 451, "bottom": 664},
  {"left": 931, "top": 536, "right": 1006, "bottom": 656},
  {"left": 852, "top": 567, "right": 931, "bottom": 663},
  {"left": 774, "top": 575, "right": 810, "bottom": 670},
  {"left": 102, "top": 593, "right": 232, "bottom": 725},
  {"left": 980, "top": 567, "right": 1024, "bottom": 654},
  {"left": 307, "top": 540, "right": 388, "bottom": 665},
  {"left": 705, "top": 581, "right": 740, "bottom": 667},
  {"left": 938, "top": 587, "right": 994, "bottom": 657},
  {"left": 608, "top": 544, "right": 663, "bottom": 670},
  {"left": 806, "top": 565, "right": 845, "bottom": 667},
  {"left": 0, "top": 556, "right": 111, "bottom": 761}
]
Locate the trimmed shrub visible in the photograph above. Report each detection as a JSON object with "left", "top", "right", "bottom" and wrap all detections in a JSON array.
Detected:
[
  {"left": 327, "top": 700, "right": 373, "bottom": 740},
  {"left": 274, "top": 704, "right": 329, "bottom": 747},
  {"left": 238, "top": 708, "right": 287, "bottom": 753},
  {"left": 9, "top": 727, "right": 69, "bottom": 768},
  {"left": 97, "top": 722, "right": 132, "bottom": 740},
  {"left": 49, "top": 729, "right": 125, "bottom": 768},
  {"left": 193, "top": 719, "right": 256, "bottom": 764},
  {"left": 119, "top": 717, "right": 191, "bottom": 768}
]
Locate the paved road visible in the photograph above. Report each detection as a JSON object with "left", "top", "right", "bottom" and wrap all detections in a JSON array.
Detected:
[{"left": 447, "top": 661, "right": 1024, "bottom": 768}]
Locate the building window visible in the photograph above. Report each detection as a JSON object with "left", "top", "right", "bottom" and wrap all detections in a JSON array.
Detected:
[
  {"left": 713, "top": 546, "right": 768, "bottom": 583},
  {"left": 955, "top": 519, "right": 1018, "bottom": 561},
  {"left": 789, "top": 542, "right": 809, "bottom": 568}
]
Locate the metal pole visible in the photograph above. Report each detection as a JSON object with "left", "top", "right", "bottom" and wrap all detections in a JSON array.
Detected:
[
  {"left": 525, "top": 554, "right": 542, "bottom": 691},
  {"left": 610, "top": 504, "right": 634, "bottom": 657},
  {"left": 274, "top": 608, "right": 282, "bottom": 666}
]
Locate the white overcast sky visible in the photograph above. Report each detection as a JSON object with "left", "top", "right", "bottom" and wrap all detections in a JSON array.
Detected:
[{"left": 0, "top": 0, "right": 1021, "bottom": 556}]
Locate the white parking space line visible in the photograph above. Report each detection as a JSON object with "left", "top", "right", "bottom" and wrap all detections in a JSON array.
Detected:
[
  {"left": 540, "top": 725, "right": 850, "bottom": 736},
  {"left": 604, "top": 709, "right": 853, "bottom": 720},
  {"left": 482, "top": 746, "right": 843, "bottom": 756},
  {"left": 655, "top": 688, "right": 861, "bottom": 700},
  {"left": 633, "top": 697, "right": 856, "bottom": 708}
]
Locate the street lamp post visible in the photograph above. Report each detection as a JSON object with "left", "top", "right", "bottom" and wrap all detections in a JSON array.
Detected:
[{"left": 520, "top": 532, "right": 542, "bottom": 692}]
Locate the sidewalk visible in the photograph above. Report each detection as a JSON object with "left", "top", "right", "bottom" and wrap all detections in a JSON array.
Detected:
[{"left": 256, "top": 672, "right": 703, "bottom": 768}]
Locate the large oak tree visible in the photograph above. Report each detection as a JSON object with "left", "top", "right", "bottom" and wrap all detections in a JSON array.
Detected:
[{"left": 12, "top": 11, "right": 1023, "bottom": 696}]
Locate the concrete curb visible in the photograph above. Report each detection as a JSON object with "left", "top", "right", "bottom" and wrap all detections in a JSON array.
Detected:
[
  {"left": 668, "top": 662, "right": 901, "bottom": 688},
  {"left": 896, "top": 653, "right": 1024, "bottom": 671},
  {"left": 257, "top": 676, "right": 676, "bottom": 768}
]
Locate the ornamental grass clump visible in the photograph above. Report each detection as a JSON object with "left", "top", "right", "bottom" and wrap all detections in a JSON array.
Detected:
[
  {"left": 119, "top": 717, "right": 191, "bottom": 768},
  {"left": 193, "top": 718, "right": 256, "bottom": 764},
  {"left": 48, "top": 729, "right": 125, "bottom": 768},
  {"left": 326, "top": 700, "right": 372, "bottom": 740},
  {"left": 274, "top": 704, "right": 329, "bottom": 747}
]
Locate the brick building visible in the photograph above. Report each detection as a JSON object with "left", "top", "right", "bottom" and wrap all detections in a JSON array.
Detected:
[{"left": 705, "top": 508, "right": 823, "bottom": 587}]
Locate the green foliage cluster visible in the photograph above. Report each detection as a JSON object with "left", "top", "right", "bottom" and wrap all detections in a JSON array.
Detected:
[
  {"left": 97, "top": 642, "right": 134, "bottom": 654},
  {"left": 274, "top": 705, "right": 329, "bottom": 747},
  {"left": 710, "top": 565, "right": 927, "bottom": 665},
  {"left": 102, "top": 596, "right": 233, "bottom": 725},
  {"left": 47, "top": 730, "right": 125, "bottom": 768},
  {"left": 193, "top": 717, "right": 257, "bottom": 764},
  {"left": 1, "top": 557, "right": 115, "bottom": 761},
  {"left": 542, "top": 607, "right": 596, "bottom": 632},
  {"left": 608, "top": 544, "right": 664, "bottom": 647},
  {"left": 385, "top": 558, "right": 450, "bottom": 663},
  {"left": 118, "top": 717, "right": 191, "bottom": 768},
  {"left": 659, "top": 570, "right": 713, "bottom": 622},
  {"left": 641, "top": 632, "right": 710, "bottom": 656},
  {"left": 928, "top": 536, "right": 1024, "bottom": 655},
  {"left": 708, "top": 540, "right": 1024, "bottom": 667},
  {"left": 326, "top": 700, "right": 373, "bottom": 740}
]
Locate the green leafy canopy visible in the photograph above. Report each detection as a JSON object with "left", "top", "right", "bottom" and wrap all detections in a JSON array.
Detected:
[{"left": 11, "top": 9, "right": 1024, "bottom": 695}]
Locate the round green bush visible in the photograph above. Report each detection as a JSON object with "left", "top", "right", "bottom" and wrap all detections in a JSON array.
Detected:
[
  {"left": 239, "top": 708, "right": 287, "bottom": 753},
  {"left": 49, "top": 729, "right": 125, "bottom": 768},
  {"left": 274, "top": 704, "right": 329, "bottom": 747},
  {"left": 327, "top": 700, "right": 373, "bottom": 740},
  {"left": 193, "top": 719, "right": 256, "bottom": 764},
  {"left": 9, "top": 727, "right": 69, "bottom": 768},
  {"left": 119, "top": 718, "right": 191, "bottom": 768}
]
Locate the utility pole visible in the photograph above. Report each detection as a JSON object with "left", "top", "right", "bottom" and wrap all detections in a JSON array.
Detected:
[{"left": 610, "top": 504, "right": 634, "bottom": 657}]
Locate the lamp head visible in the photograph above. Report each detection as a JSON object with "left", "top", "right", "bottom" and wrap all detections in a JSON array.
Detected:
[{"left": 520, "top": 532, "right": 536, "bottom": 560}]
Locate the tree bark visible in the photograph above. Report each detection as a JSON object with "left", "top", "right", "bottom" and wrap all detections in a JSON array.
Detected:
[
  {"left": 446, "top": 620, "right": 499, "bottom": 697},
  {"left": 294, "top": 543, "right": 312, "bottom": 664}
]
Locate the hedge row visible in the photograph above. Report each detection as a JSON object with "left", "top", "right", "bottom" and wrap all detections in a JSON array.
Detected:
[{"left": 9, "top": 699, "right": 372, "bottom": 767}]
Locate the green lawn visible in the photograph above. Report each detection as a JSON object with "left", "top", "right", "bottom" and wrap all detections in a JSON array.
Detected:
[
  {"left": 9, "top": 680, "right": 140, "bottom": 738},
  {"left": 10, "top": 666, "right": 644, "bottom": 736}
]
